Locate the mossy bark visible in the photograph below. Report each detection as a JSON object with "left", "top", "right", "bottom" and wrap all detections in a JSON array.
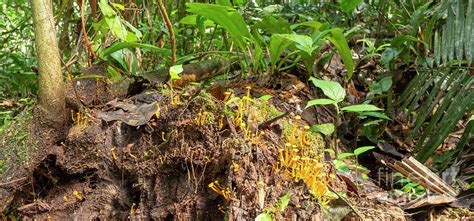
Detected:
[{"left": 31, "top": 0, "right": 66, "bottom": 126}]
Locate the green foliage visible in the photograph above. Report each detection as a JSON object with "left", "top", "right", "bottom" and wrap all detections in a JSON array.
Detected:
[
  {"left": 310, "top": 123, "right": 335, "bottom": 136},
  {"left": 186, "top": 3, "right": 253, "bottom": 51},
  {"left": 306, "top": 78, "right": 384, "bottom": 117}
]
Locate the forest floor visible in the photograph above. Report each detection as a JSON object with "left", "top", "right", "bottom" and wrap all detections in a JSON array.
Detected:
[{"left": 0, "top": 64, "right": 472, "bottom": 220}]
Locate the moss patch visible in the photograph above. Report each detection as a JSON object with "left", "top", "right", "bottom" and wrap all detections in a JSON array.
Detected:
[{"left": 0, "top": 105, "right": 36, "bottom": 179}]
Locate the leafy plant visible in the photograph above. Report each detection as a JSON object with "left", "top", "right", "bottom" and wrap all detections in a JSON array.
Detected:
[
  {"left": 255, "top": 191, "right": 292, "bottom": 221},
  {"left": 330, "top": 146, "right": 375, "bottom": 181},
  {"left": 270, "top": 28, "right": 354, "bottom": 77}
]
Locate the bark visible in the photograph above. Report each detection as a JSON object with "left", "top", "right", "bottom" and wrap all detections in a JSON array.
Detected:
[{"left": 31, "top": 0, "right": 66, "bottom": 125}]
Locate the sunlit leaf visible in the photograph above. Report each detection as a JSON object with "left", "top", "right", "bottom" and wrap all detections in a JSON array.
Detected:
[
  {"left": 309, "top": 77, "right": 346, "bottom": 102},
  {"left": 354, "top": 146, "right": 375, "bottom": 156},
  {"left": 328, "top": 28, "right": 354, "bottom": 78},
  {"left": 341, "top": 104, "right": 383, "bottom": 112},
  {"left": 310, "top": 123, "right": 335, "bottom": 136}
]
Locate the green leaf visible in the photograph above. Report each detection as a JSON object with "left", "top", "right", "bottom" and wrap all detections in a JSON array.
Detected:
[
  {"left": 179, "top": 15, "right": 215, "bottom": 26},
  {"left": 341, "top": 104, "right": 383, "bottom": 112},
  {"left": 276, "top": 191, "right": 292, "bottom": 212},
  {"left": 305, "top": 99, "right": 335, "bottom": 108},
  {"left": 338, "top": 152, "right": 354, "bottom": 159},
  {"left": 339, "top": 0, "right": 361, "bottom": 14},
  {"left": 259, "top": 95, "right": 272, "bottom": 101},
  {"left": 291, "top": 21, "right": 322, "bottom": 30},
  {"left": 169, "top": 65, "right": 183, "bottom": 80},
  {"left": 98, "top": 0, "right": 116, "bottom": 17},
  {"left": 360, "top": 111, "right": 391, "bottom": 120},
  {"left": 216, "top": 0, "right": 232, "bottom": 7},
  {"left": 310, "top": 123, "right": 335, "bottom": 136},
  {"left": 186, "top": 3, "right": 252, "bottom": 50},
  {"left": 333, "top": 159, "right": 350, "bottom": 174},
  {"left": 111, "top": 3, "right": 125, "bottom": 10},
  {"left": 354, "top": 146, "right": 375, "bottom": 156},
  {"left": 269, "top": 35, "right": 292, "bottom": 69},
  {"left": 99, "top": 42, "right": 169, "bottom": 58},
  {"left": 309, "top": 77, "right": 346, "bottom": 102},
  {"left": 255, "top": 213, "right": 272, "bottom": 221},
  {"left": 363, "top": 119, "right": 384, "bottom": 126},
  {"left": 276, "top": 34, "right": 315, "bottom": 55},
  {"left": 327, "top": 29, "right": 354, "bottom": 78}
]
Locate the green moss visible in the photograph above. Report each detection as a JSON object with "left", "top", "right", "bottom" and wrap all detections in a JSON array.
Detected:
[{"left": 0, "top": 105, "right": 36, "bottom": 179}]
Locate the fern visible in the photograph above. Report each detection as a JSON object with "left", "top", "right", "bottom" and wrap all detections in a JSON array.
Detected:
[{"left": 433, "top": 0, "right": 474, "bottom": 66}]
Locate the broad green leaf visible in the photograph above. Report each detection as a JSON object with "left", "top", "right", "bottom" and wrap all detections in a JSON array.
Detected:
[
  {"left": 309, "top": 77, "right": 346, "bottom": 102},
  {"left": 379, "top": 76, "right": 393, "bottom": 92},
  {"left": 341, "top": 104, "right": 383, "bottom": 112},
  {"left": 216, "top": 0, "right": 232, "bottom": 6},
  {"left": 123, "top": 20, "right": 143, "bottom": 39},
  {"left": 305, "top": 99, "right": 335, "bottom": 108},
  {"left": 169, "top": 65, "right": 183, "bottom": 80},
  {"left": 333, "top": 159, "right": 350, "bottom": 174},
  {"left": 310, "top": 123, "right": 335, "bottom": 136},
  {"left": 291, "top": 21, "right": 322, "bottom": 30},
  {"left": 338, "top": 152, "right": 354, "bottom": 159},
  {"left": 277, "top": 191, "right": 291, "bottom": 212},
  {"left": 186, "top": 3, "right": 252, "bottom": 50},
  {"left": 99, "top": 42, "right": 169, "bottom": 58},
  {"left": 106, "top": 66, "right": 121, "bottom": 81},
  {"left": 255, "top": 213, "right": 272, "bottom": 221},
  {"left": 380, "top": 48, "right": 400, "bottom": 68},
  {"left": 259, "top": 95, "right": 272, "bottom": 101},
  {"left": 98, "top": 0, "right": 116, "bottom": 17},
  {"left": 327, "top": 29, "right": 354, "bottom": 78},
  {"left": 354, "top": 146, "right": 375, "bottom": 156},
  {"left": 339, "top": 0, "right": 361, "bottom": 13},
  {"left": 276, "top": 34, "right": 315, "bottom": 55},
  {"left": 179, "top": 15, "right": 215, "bottom": 26},
  {"left": 360, "top": 112, "right": 391, "bottom": 120},
  {"left": 269, "top": 35, "right": 292, "bottom": 68},
  {"left": 256, "top": 15, "right": 291, "bottom": 34}
]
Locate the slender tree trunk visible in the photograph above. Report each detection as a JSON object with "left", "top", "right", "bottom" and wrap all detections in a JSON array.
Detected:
[{"left": 31, "top": 0, "right": 66, "bottom": 126}]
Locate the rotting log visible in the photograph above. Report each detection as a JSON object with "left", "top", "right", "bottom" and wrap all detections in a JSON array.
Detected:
[{"left": 141, "top": 59, "right": 236, "bottom": 87}]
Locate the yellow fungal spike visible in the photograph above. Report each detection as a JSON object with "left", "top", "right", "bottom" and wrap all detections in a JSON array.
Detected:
[
  {"left": 155, "top": 103, "right": 161, "bottom": 119},
  {"left": 73, "top": 191, "right": 83, "bottom": 201},
  {"left": 253, "top": 131, "right": 264, "bottom": 144},
  {"left": 71, "top": 110, "right": 75, "bottom": 122},
  {"left": 224, "top": 91, "right": 232, "bottom": 102},
  {"left": 63, "top": 195, "right": 68, "bottom": 202},
  {"left": 161, "top": 132, "right": 167, "bottom": 142},
  {"left": 77, "top": 112, "right": 81, "bottom": 125},
  {"left": 110, "top": 147, "right": 118, "bottom": 161},
  {"left": 218, "top": 115, "right": 224, "bottom": 130},
  {"left": 232, "top": 160, "right": 239, "bottom": 173}
]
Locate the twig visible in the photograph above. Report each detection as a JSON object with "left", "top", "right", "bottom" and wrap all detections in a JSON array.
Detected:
[
  {"left": 0, "top": 177, "right": 27, "bottom": 188},
  {"left": 81, "top": 0, "right": 96, "bottom": 59},
  {"left": 157, "top": 0, "right": 176, "bottom": 64},
  {"left": 327, "top": 186, "right": 363, "bottom": 219}
]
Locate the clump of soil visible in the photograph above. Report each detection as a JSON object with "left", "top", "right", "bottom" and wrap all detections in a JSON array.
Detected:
[{"left": 0, "top": 75, "right": 407, "bottom": 220}]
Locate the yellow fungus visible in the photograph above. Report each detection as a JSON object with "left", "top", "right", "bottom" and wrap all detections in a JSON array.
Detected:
[{"left": 73, "top": 191, "right": 83, "bottom": 201}]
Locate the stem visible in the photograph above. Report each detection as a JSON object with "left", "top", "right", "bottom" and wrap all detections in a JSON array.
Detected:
[
  {"left": 81, "top": 0, "right": 96, "bottom": 58},
  {"left": 157, "top": 0, "right": 176, "bottom": 65}
]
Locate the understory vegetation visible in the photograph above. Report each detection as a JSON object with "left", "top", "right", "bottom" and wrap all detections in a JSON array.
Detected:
[{"left": 0, "top": 0, "right": 473, "bottom": 220}]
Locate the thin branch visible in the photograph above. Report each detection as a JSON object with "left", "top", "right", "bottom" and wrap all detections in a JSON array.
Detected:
[
  {"left": 157, "top": 0, "right": 176, "bottom": 65},
  {"left": 81, "top": 0, "right": 96, "bottom": 59}
]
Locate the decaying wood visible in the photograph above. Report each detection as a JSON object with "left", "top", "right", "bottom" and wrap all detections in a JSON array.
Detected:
[
  {"left": 141, "top": 60, "right": 236, "bottom": 87},
  {"left": 377, "top": 155, "right": 459, "bottom": 197}
]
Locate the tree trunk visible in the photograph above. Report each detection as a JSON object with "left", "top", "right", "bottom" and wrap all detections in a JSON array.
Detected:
[{"left": 31, "top": 0, "right": 66, "bottom": 126}]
